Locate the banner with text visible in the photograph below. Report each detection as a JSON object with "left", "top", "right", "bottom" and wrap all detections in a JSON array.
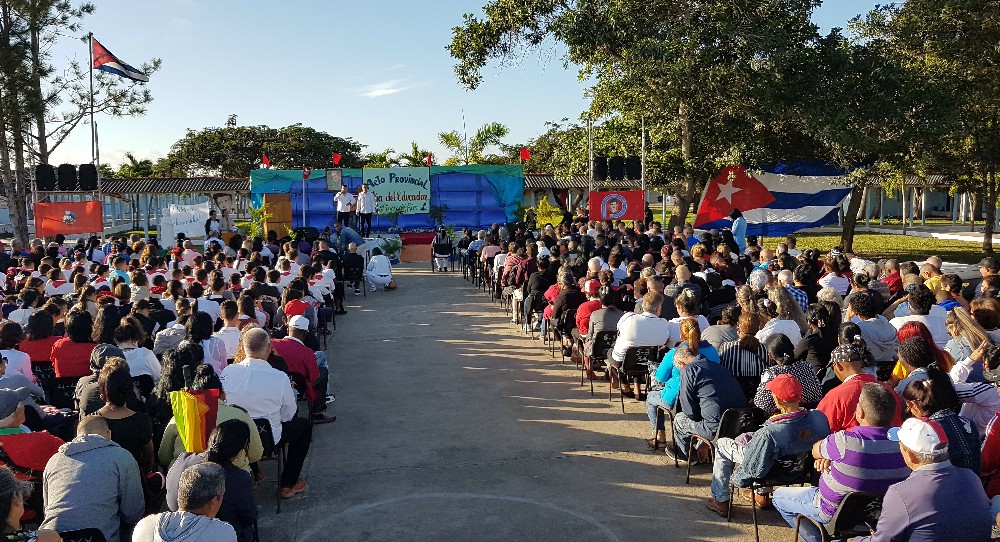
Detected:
[
  {"left": 588, "top": 190, "right": 645, "bottom": 221},
  {"left": 160, "top": 201, "right": 211, "bottom": 243},
  {"left": 363, "top": 167, "right": 430, "bottom": 215},
  {"left": 35, "top": 201, "right": 103, "bottom": 237}
]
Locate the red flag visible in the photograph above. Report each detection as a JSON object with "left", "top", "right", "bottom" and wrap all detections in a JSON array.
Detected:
[
  {"left": 35, "top": 201, "right": 104, "bottom": 237},
  {"left": 261, "top": 154, "right": 271, "bottom": 168},
  {"left": 426, "top": 153, "right": 433, "bottom": 166},
  {"left": 588, "top": 190, "right": 645, "bottom": 221},
  {"left": 520, "top": 147, "right": 531, "bottom": 160},
  {"left": 302, "top": 166, "right": 312, "bottom": 180},
  {"left": 332, "top": 153, "right": 342, "bottom": 166}
]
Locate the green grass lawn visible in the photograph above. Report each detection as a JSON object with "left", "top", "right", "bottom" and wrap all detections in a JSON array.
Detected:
[{"left": 764, "top": 232, "right": 986, "bottom": 265}]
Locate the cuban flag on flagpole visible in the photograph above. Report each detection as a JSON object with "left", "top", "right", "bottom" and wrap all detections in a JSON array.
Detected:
[
  {"left": 694, "top": 163, "right": 851, "bottom": 237},
  {"left": 92, "top": 38, "right": 149, "bottom": 82}
]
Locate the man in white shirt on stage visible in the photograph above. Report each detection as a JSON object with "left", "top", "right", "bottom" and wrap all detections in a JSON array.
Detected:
[
  {"left": 220, "top": 328, "right": 314, "bottom": 498},
  {"left": 356, "top": 184, "right": 377, "bottom": 237},
  {"left": 333, "top": 185, "right": 356, "bottom": 228}
]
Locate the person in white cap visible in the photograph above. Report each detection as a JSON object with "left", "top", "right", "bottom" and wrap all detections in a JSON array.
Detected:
[{"left": 854, "top": 417, "right": 992, "bottom": 541}]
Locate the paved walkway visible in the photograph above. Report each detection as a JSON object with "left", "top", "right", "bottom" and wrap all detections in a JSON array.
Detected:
[{"left": 257, "top": 263, "right": 787, "bottom": 541}]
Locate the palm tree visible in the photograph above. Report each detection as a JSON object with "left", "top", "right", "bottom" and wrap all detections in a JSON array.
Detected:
[
  {"left": 117, "top": 152, "right": 155, "bottom": 178},
  {"left": 438, "top": 122, "right": 509, "bottom": 165},
  {"left": 398, "top": 141, "right": 433, "bottom": 167},
  {"left": 362, "top": 148, "right": 399, "bottom": 168}
]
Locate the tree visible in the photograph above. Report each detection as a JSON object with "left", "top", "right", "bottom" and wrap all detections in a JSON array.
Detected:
[
  {"left": 398, "top": 141, "right": 433, "bottom": 167},
  {"left": 438, "top": 121, "right": 508, "bottom": 165},
  {"left": 856, "top": 0, "right": 1000, "bottom": 252},
  {"left": 108, "top": 152, "right": 154, "bottom": 178},
  {"left": 155, "top": 119, "right": 366, "bottom": 177},
  {"left": 449, "top": 0, "right": 825, "bottom": 229},
  {"left": 363, "top": 147, "right": 398, "bottom": 168},
  {"left": 0, "top": 0, "right": 159, "bottom": 240}
]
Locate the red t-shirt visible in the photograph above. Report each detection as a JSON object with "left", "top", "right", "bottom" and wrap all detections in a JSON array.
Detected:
[
  {"left": 50, "top": 338, "right": 97, "bottom": 378},
  {"left": 18, "top": 336, "right": 60, "bottom": 362},
  {"left": 575, "top": 300, "right": 603, "bottom": 335},
  {"left": 817, "top": 373, "right": 902, "bottom": 432},
  {"left": 270, "top": 338, "right": 319, "bottom": 404},
  {"left": 0, "top": 430, "right": 63, "bottom": 475}
]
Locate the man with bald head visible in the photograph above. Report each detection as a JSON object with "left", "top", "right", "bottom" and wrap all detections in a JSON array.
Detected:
[
  {"left": 881, "top": 259, "right": 902, "bottom": 296},
  {"left": 221, "top": 328, "right": 314, "bottom": 498},
  {"left": 343, "top": 241, "right": 366, "bottom": 295},
  {"left": 664, "top": 264, "right": 703, "bottom": 319}
]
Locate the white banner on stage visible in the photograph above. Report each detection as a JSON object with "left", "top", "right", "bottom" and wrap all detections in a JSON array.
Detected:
[{"left": 160, "top": 201, "right": 211, "bottom": 243}]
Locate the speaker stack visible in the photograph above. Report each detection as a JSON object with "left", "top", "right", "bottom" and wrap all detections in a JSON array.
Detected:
[{"left": 34, "top": 163, "right": 100, "bottom": 192}]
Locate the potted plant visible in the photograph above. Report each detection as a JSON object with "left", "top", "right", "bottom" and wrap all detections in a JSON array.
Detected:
[
  {"left": 382, "top": 207, "right": 404, "bottom": 232},
  {"left": 380, "top": 237, "right": 402, "bottom": 264}
]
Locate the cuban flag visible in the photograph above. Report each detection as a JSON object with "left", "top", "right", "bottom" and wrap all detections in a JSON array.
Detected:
[
  {"left": 694, "top": 163, "right": 851, "bottom": 237},
  {"left": 92, "top": 38, "right": 149, "bottom": 82}
]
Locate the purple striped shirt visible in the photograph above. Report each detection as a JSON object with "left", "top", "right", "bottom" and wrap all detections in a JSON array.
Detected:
[{"left": 817, "top": 425, "right": 909, "bottom": 522}]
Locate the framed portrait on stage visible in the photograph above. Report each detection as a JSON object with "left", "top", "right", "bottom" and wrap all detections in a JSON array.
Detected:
[{"left": 326, "top": 168, "right": 343, "bottom": 192}]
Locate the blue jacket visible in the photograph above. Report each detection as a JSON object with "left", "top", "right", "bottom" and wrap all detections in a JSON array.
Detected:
[
  {"left": 732, "top": 409, "right": 830, "bottom": 488},
  {"left": 678, "top": 356, "right": 747, "bottom": 439},
  {"left": 656, "top": 341, "right": 720, "bottom": 407},
  {"left": 856, "top": 462, "right": 992, "bottom": 542},
  {"left": 337, "top": 226, "right": 365, "bottom": 253}
]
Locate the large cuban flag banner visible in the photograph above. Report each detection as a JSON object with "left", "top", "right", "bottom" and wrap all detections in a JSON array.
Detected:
[{"left": 694, "top": 164, "right": 852, "bottom": 237}]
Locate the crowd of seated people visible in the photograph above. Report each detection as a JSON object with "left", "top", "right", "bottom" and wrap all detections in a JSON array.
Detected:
[
  {"left": 463, "top": 214, "right": 1000, "bottom": 540},
  {"left": 0, "top": 228, "right": 363, "bottom": 541}
]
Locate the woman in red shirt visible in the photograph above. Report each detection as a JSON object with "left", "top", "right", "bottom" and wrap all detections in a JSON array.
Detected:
[
  {"left": 19, "top": 310, "right": 61, "bottom": 362},
  {"left": 50, "top": 310, "right": 97, "bottom": 378}
]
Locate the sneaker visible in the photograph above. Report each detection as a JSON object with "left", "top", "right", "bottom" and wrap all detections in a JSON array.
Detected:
[
  {"left": 312, "top": 413, "right": 337, "bottom": 424},
  {"left": 280, "top": 479, "right": 308, "bottom": 499},
  {"left": 354, "top": 289, "right": 361, "bottom": 295},
  {"left": 335, "top": 309, "right": 347, "bottom": 315},
  {"left": 326, "top": 394, "right": 336, "bottom": 403},
  {"left": 371, "top": 285, "right": 377, "bottom": 292}
]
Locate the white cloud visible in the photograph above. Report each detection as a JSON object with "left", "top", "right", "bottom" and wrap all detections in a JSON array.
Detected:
[{"left": 359, "top": 80, "right": 408, "bottom": 98}]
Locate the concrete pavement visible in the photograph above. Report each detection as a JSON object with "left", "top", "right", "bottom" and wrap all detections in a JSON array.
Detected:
[{"left": 255, "top": 263, "right": 789, "bottom": 541}]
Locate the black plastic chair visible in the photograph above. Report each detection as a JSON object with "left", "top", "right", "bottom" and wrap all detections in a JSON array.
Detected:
[
  {"left": 59, "top": 528, "right": 106, "bottom": 542},
  {"left": 609, "top": 345, "right": 657, "bottom": 412},
  {"left": 47, "top": 376, "right": 81, "bottom": 410},
  {"left": 794, "top": 491, "right": 883, "bottom": 542},
  {"left": 31, "top": 361, "right": 55, "bottom": 390},
  {"left": 583, "top": 331, "right": 617, "bottom": 394},
  {"left": 431, "top": 242, "right": 454, "bottom": 272},
  {"left": 729, "top": 450, "right": 814, "bottom": 542},
  {"left": 252, "top": 418, "right": 289, "bottom": 514},
  {"left": 685, "top": 407, "right": 766, "bottom": 484},
  {"left": 340, "top": 265, "right": 366, "bottom": 298}
]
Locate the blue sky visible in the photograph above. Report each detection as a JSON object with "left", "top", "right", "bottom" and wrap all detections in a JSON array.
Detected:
[{"left": 49, "top": 0, "right": 880, "bottom": 171}]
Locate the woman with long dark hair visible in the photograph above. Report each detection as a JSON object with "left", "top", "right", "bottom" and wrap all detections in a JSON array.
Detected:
[
  {"left": 753, "top": 334, "right": 823, "bottom": 414},
  {"left": 903, "top": 366, "right": 980, "bottom": 471},
  {"left": 164, "top": 418, "right": 258, "bottom": 542},
  {"left": 51, "top": 309, "right": 97, "bottom": 378}
]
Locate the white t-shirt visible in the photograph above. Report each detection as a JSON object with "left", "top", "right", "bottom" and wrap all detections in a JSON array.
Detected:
[
  {"left": 213, "top": 327, "right": 241, "bottom": 361},
  {"left": 122, "top": 346, "right": 162, "bottom": 381},
  {"left": 755, "top": 318, "right": 803, "bottom": 346},
  {"left": 334, "top": 192, "right": 356, "bottom": 213},
  {"left": 0, "top": 349, "right": 32, "bottom": 382}
]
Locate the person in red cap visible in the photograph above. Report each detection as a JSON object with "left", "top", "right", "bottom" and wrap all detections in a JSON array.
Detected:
[
  {"left": 705, "top": 374, "right": 829, "bottom": 516},
  {"left": 573, "top": 279, "right": 603, "bottom": 345},
  {"left": 854, "top": 417, "right": 992, "bottom": 541}
]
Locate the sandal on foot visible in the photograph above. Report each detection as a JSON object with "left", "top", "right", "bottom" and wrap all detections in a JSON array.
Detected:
[{"left": 646, "top": 438, "right": 666, "bottom": 451}]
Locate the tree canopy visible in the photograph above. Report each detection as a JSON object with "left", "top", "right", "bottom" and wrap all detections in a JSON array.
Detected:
[{"left": 153, "top": 119, "right": 366, "bottom": 178}]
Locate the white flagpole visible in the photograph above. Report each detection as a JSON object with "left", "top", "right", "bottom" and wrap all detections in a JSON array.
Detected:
[{"left": 88, "top": 33, "right": 96, "bottom": 166}]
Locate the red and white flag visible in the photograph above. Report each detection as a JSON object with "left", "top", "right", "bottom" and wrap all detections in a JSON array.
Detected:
[
  {"left": 261, "top": 154, "right": 271, "bottom": 168},
  {"left": 302, "top": 166, "right": 312, "bottom": 180},
  {"left": 426, "top": 153, "right": 433, "bottom": 166}
]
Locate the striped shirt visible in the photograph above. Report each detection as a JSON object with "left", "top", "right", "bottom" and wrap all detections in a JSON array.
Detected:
[
  {"left": 718, "top": 340, "right": 768, "bottom": 378},
  {"left": 817, "top": 426, "right": 909, "bottom": 522}
]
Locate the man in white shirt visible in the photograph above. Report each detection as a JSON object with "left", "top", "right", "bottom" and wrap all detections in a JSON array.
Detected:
[
  {"left": 213, "top": 300, "right": 242, "bottom": 362},
  {"left": 333, "top": 185, "right": 356, "bottom": 228},
  {"left": 888, "top": 285, "right": 950, "bottom": 347},
  {"left": 219, "top": 328, "right": 312, "bottom": 498},
  {"left": 609, "top": 292, "right": 671, "bottom": 398},
  {"left": 356, "top": 184, "right": 377, "bottom": 237}
]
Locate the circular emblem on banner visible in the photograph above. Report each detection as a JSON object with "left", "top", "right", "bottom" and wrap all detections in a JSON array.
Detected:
[
  {"left": 62, "top": 210, "right": 77, "bottom": 225},
  {"left": 601, "top": 193, "right": 628, "bottom": 220}
]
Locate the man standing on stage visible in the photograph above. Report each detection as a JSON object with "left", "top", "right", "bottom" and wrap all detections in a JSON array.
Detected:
[
  {"left": 334, "top": 185, "right": 356, "bottom": 227},
  {"left": 357, "top": 184, "right": 377, "bottom": 237}
]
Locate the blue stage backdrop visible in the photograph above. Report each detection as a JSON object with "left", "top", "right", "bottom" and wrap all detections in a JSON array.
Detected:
[{"left": 249, "top": 165, "right": 525, "bottom": 231}]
